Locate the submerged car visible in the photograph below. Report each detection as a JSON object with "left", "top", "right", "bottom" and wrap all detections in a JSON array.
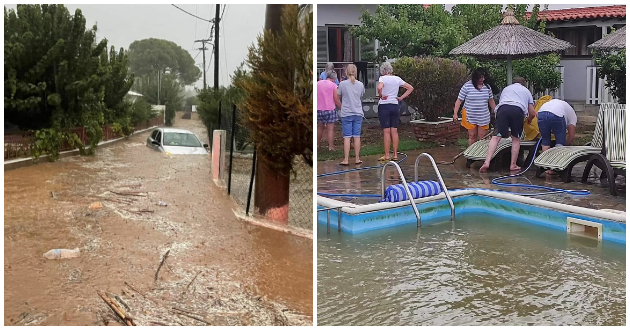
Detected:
[{"left": 146, "top": 128, "right": 209, "bottom": 155}]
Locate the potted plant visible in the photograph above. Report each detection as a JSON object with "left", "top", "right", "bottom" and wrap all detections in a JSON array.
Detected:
[{"left": 394, "top": 56, "right": 468, "bottom": 144}]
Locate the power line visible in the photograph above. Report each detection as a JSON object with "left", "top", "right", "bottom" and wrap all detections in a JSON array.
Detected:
[
  {"left": 193, "top": 5, "right": 198, "bottom": 48},
  {"left": 171, "top": 4, "right": 213, "bottom": 23}
]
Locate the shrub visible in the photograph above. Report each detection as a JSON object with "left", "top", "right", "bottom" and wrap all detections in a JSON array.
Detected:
[
  {"left": 593, "top": 49, "right": 626, "bottom": 104},
  {"left": 393, "top": 56, "right": 468, "bottom": 122},
  {"left": 129, "top": 98, "right": 154, "bottom": 127}
]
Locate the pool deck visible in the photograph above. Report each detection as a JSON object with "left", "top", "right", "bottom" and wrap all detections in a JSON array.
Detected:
[{"left": 317, "top": 146, "right": 626, "bottom": 213}]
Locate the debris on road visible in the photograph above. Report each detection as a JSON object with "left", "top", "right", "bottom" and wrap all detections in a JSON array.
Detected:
[
  {"left": 43, "top": 248, "right": 81, "bottom": 260},
  {"left": 158, "top": 201, "right": 168, "bottom": 207},
  {"left": 154, "top": 249, "right": 171, "bottom": 281},
  {"left": 97, "top": 291, "right": 136, "bottom": 326},
  {"left": 89, "top": 202, "right": 103, "bottom": 210}
]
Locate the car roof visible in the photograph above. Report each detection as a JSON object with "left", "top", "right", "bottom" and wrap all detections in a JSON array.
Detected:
[{"left": 159, "top": 128, "right": 195, "bottom": 134}]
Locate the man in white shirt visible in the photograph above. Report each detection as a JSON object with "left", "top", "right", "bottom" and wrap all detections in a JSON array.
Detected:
[
  {"left": 480, "top": 77, "right": 536, "bottom": 173},
  {"left": 537, "top": 99, "right": 577, "bottom": 152}
]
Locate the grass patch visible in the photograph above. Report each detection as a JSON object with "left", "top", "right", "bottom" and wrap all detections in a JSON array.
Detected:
[
  {"left": 456, "top": 138, "right": 469, "bottom": 147},
  {"left": 317, "top": 139, "right": 436, "bottom": 161}
]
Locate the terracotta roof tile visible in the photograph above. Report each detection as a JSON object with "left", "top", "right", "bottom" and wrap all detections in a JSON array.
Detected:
[{"left": 525, "top": 5, "right": 626, "bottom": 22}]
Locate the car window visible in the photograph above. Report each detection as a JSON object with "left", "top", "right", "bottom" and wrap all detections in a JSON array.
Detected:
[
  {"left": 151, "top": 130, "right": 158, "bottom": 139},
  {"left": 163, "top": 132, "right": 202, "bottom": 147},
  {"left": 155, "top": 131, "right": 162, "bottom": 144}
]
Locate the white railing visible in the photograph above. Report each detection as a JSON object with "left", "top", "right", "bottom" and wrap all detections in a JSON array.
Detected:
[
  {"left": 586, "top": 66, "right": 615, "bottom": 104},
  {"left": 316, "top": 62, "right": 379, "bottom": 99},
  {"left": 530, "top": 66, "right": 564, "bottom": 100}
]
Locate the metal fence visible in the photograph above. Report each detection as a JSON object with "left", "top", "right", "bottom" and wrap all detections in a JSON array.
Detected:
[
  {"left": 4, "top": 116, "right": 164, "bottom": 160},
  {"left": 215, "top": 103, "right": 313, "bottom": 231}
]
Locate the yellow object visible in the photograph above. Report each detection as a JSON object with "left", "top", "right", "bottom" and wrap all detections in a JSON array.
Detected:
[
  {"left": 461, "top": 108, "right": 490, "bottom": 130},
  {"left": 523, "top": 95, "right": 553, "bottom": 141}
]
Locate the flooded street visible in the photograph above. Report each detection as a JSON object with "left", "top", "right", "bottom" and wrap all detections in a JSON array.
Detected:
[{"left": 4, "top": 114, "right": 312, "bottom": 326}]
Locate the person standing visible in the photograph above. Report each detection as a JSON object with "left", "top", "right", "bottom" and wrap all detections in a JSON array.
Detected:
[
  {"left": 479, "top": 77, "right": 536, "bottom": 173},
  {"left": 377, "top": 62, "right": 414, "bottom": 161},
  {"left": 319, "top": 62, "right": 339, "bottom": 85},
  {"left": 335, "top": 64, "right": 365, "bottom": 165},
  {"left": 317, "top": 71, "right": 339, "bottom": 151},
  {"left": 453, "top": 68, "right": 497, "bottom": 146}
]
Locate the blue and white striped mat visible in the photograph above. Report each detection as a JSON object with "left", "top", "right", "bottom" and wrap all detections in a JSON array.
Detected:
[{"left": 380, "top": 181, "right": 443, "bottom": 202}]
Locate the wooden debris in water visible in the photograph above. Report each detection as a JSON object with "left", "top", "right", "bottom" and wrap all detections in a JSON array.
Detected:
[
  {"left": 154, "top": 250, "right": 170, "bottom": 281},
  {"left": 97, "top": 291, "right": 136, "bottom": 326}
]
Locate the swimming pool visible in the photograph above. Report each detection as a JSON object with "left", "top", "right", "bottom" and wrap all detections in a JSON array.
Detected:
[
  {"left": 317, "top": 189, "right": 625, "bottom": 325},
  {"left": 317, "top": 189, "right": 625, "bottom": 244}
]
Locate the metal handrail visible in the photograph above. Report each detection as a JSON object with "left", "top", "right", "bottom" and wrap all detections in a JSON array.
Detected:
[
  {"left": 414, "top": 153, "right": 455, "bottom": 221},
  {"left": 317, "top": 206, "right": 343, "bottom": 233},
  {"left": 380, "top": 161, "right": 422, "bottom": 227}
]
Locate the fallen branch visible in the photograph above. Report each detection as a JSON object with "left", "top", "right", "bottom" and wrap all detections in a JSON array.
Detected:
[
  {"left": 97, "top": 291, "right": 135, "bottom": 326},
  {"left": 110, "top": 191, "right": 148, "bottom": 197},
  {"left": 104, "top": 198, "right": 133, "bottom": 205},
  {"left": 154, "top": 250, "right": 170, "bottom": 281},
  {"left": 172, "top": 309, "right": 212, "bottom": 325},
  {"left": 181, "top": 271, "right": 201, "bottom": 297}
]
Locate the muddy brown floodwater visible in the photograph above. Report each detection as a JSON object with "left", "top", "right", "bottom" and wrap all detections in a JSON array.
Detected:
[{"left": 4, "top": 113, "right": 313, "bottom": 326}]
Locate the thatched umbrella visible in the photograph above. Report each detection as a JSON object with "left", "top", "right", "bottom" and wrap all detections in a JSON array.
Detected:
[
  {"left": 449, "top": 8, "right": 573, "bottom": 84},
  {"left": 588, "top": 26, "right": 626, "bottom": 50}
]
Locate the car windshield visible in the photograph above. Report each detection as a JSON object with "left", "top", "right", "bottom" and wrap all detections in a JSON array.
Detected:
[{"left": 162, "top": 132, "right": 202, "bottom": 147}]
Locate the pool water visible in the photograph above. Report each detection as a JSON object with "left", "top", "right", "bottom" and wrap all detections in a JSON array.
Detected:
[{"left": 317, "top": 214, "right": 626, "bottom": 326}]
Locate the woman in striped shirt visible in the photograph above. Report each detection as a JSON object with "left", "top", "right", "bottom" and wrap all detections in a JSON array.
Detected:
[{"left": 452, "top": 68, "right": 497, "bottom": 146}]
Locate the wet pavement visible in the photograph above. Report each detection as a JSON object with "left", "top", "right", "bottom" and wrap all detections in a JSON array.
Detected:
[
  {"left": 317, "top": 146, "right": 625, "bottom": 212},
  {"left": 4, "top": 113, "right": 312, "bottom": 326}
]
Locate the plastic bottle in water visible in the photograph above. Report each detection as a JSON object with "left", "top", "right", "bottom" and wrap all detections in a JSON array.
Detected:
[{"left": 43, "top": 248, "right": 81, "bottom": 260}]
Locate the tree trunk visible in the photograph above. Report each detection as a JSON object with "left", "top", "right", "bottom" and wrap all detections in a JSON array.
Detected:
[{"left": 254, "top": 155, "right": 290, "bottom": 224}]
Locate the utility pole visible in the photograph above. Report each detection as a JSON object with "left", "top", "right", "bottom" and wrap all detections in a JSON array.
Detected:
[
  {"left": 214, "top": 4, "right": 220, "bottom": 90},
  {"left": 195, "top": 38, "right": 212, "bottom": 90}
]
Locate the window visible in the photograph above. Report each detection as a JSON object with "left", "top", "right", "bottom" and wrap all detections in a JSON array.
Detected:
[
  {"left": 155, "top": 131, "right": 162, "bottom": 144},
  {"left": 151, "top": 130, "right": 159, "bottom": 140},
  {"left": 549, "top": 27, "right": 598, "bottom": 57}
]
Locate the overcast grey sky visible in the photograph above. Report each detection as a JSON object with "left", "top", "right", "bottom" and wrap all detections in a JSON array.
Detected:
[{"left": 5, "top": 4, "right": 265, "bottom": 92}]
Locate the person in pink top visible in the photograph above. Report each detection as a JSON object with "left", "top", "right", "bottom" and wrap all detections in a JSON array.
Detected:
[{"left": 317, "top": 71, "right": 341, "bottom": 151}]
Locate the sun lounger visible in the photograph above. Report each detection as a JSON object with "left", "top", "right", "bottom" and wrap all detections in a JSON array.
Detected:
[
  {"left": 533, "top": 103, "right": 622, "bottom": 182},
  {"left": 581, "top": 104, "right": 626, "bottom": 195}
]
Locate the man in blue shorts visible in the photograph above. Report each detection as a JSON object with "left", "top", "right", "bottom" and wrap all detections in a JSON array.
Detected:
[{"left": 479, "top": 77, "right": 536, "bottom": 173}]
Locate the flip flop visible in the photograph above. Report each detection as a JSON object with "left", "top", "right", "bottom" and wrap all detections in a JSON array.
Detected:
[
  {"left": 378, "top": 156, "right": 390, "bottom": 162},
  {"left": 391, "top": 157, "right": 399, "bottom": 161},
  {"left": 339, "top": 162, "right": 349, "bottom": 166},
  {"left": 355, "top": 160, "right": 363, "bottom": 165}
]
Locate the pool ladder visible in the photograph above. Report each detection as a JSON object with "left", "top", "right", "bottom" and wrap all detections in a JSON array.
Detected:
[{"left": 380, "top": 153, "right": 455, "bottom": 227}]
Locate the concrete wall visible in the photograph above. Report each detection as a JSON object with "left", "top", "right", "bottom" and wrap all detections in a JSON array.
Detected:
[
  {"left": 317, "top": 4, "right": 377, "bottom": 26},
  {"left": 560, "top": 58, "right": 593, "bottom": 102}
]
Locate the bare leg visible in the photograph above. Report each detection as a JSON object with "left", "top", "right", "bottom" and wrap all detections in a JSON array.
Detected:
[
  {"left": 317, "top": 123, "right": 324, "bottom": 148},
  {"left": 383, "top": 128, "right": 391, "bottom": 159},
  {"left": 341, "top": 137, "right": 350, "bottom": 164},
  {"left": 327, "top": 123, "right": 335, "bottom": 151},
  {"left": 478, "top": 126, "right": 488, "bottom": 142},
  {"left": 479, "top": 136, "right": 501, "bottom": 173},
  {"left": 391, "top": 128, "right": 399, "bottom": 157},
  {"left": 510, "top": 136, "right": 521, "bottom": 171},
  {"left": 353, "top": 137, "right": 361, "bottom": 163},
  {"left": 468, "top": 128, "right": 478, "bottom": 146}
]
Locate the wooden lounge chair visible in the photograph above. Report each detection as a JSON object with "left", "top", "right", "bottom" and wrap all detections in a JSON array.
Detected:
[
  {"left": 581, "top": 104, "right": 626, "bottom": 196},
  {"left": 533, "top": 103, "right": 623, "bottom": 182}
]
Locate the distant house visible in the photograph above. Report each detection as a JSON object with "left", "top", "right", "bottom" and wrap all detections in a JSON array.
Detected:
[{"left": 528, "top": 5, "right": 626, "bottom": 104}]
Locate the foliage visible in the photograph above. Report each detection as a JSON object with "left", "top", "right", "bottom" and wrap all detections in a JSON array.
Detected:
[
  {"left": 393, "top": 56, "right": 467, "bottom": 122},
  {"left": 30, "top": 128, "right": 83, "bottom": 161},
  {"left": 5, "top": 4, "right": 138, "bottom": 159},
  {"left": 352, "top": 5, "right": 466, "bottom": 59},
  {"left": 129, "top": 98, "right": 156, "bottom": 127},
  {"left": 354, "top": 5, "right": 561, "bottom": 94},
  {"left": 318, "top": 139, "right": 436, "bottom": 161},
  {"left": 237, "top": 5, "right": 312, "bottom": 170},
  {"left": 127, "top": 38, "right": 201, "bottom": 85},
  {"left": 135, "top": 73, "right": 184, "bottom": 126},
  {"left": 185, "top": 95, "right": 198, "bottom": 112},
  {"left": 593, "top": 49, "right": 626, "bottom": 104}
]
